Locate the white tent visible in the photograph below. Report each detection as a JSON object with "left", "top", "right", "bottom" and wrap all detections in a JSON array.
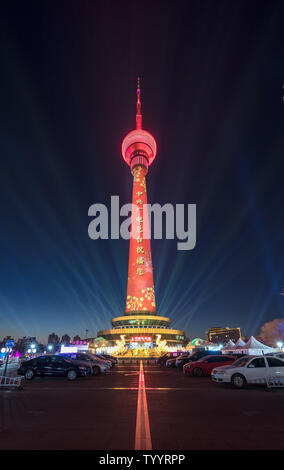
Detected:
[
  {"left": 231, "top": 338, "right": 246, "bottom": 350},
  {"left": 221, "top": 339, "right": 235, "bottom": 351},
  {"left": 221, "top": 338, "right": 244, "bottom": 354},
  {"left": 236, "top": 336, "right": 276, "bottom": 355}
]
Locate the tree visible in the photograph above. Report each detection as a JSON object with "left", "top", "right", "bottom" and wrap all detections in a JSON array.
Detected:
[
  {"left": 258, "top": 318, "right": 284, "bottom": 347},
  {"left": 73, "top": 335, "right": 81, "bottom": 343}
]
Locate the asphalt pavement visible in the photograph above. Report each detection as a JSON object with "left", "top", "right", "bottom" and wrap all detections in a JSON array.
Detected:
[{"left": 0, "top": 361, "right": 283, "bottom": 450}]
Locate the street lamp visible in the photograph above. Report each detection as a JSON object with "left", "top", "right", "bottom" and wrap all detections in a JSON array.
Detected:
[
  {"left": 47, "top": 345, "right": 53, "bottom": 351},
  {"left": 276, "top": 341, "right": 283, "bottom": 350}
]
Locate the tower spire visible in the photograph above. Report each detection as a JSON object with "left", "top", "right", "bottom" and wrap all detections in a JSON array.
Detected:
[{"left": 136, "top": 76, "right": 142, "bottom": 130}]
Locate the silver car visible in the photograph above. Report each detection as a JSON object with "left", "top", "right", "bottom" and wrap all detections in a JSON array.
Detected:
[
  {"left": 60, "top": 352, "right": 109, "bottom": 375},
  {"left": 89, "top": 353, "right": 112, "bottom": 369}
]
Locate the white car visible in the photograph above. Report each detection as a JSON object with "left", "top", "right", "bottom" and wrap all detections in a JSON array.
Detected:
[{"left": 211, "top": 355, "right": 284, "bottom": 389}]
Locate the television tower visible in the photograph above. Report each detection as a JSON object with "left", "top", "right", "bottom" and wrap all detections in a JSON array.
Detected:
[
  {"left": 98, "top": 79, "right": 186, "bottom": 350},
  {"left": 121, "top": 77, "right": 157, "bottom": 315}
]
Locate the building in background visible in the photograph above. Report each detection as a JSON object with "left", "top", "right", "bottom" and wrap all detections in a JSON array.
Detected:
[
  {"left": 98, "top": 80, "right": 187, "bottom": 355},
  {"left": 206, "top": 326, "right": 242, "bottom": 344},
  {"left": 15, "top": 336, "right": 37, "bottom": 354}
]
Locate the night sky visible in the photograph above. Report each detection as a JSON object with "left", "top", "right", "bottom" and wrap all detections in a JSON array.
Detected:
[{"left": 0, "top": 0, "right": 284, "bottom": 343}]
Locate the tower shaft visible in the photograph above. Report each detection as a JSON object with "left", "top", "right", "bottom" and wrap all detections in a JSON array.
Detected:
[{"left": 125, "top": 165, "right": 156, "bottom": 315}]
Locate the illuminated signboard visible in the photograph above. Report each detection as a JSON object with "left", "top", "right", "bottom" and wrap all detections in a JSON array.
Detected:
[
  {"left": 60, "top": 344, "right": 88, "bottom": 353},
  {"left": 61, "top": 345, "right": 78, "bottom": 353},
  {"left": 130, "top": 336, "right": 152, "bottom": 342}
]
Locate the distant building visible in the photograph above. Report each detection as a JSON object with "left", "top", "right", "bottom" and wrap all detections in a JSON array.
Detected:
[
  {"left": 206, "top": 327, "right": 241, "bottom": 344},
  {"left": 0, "top": 336, "right": 15, "bottom": 347},
  {"left": 16, "top": 336, "right": 37, "bottom": 353}
]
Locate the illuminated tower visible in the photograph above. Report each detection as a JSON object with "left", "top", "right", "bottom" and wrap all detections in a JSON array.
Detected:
[
  {"left": 98, "top": 79, "right": 186, "bottom": 351},
  {"left": 122, "top": 77, "right": 157, "bottom": 316}
]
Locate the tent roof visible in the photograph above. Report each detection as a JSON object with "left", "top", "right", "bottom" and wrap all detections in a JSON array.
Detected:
[
  {"left": 222, "top": 339, "right": 235, "bottom": 350},
  {"left": 231, "top": 338, "right": 246, "bottom": 349},
  {"left": 94, "top": 336, "right": 107, "bottom": 342},
  {"left": 243, "top": 336, "right": 272, "bottom": 350}
]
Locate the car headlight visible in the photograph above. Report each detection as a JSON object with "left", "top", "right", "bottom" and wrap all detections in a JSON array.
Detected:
[
  {"left": 213, "top": 369, "right": 225, "bottom": 375},
  {"left": 79, "top": 366, "right": 89, "bottom": 371}
]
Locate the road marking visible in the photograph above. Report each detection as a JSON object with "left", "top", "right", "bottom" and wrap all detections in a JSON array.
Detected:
[
  {"left": 135, "top": 360, "right": 152, "bottom": 450},
  {"left": 15, "top": 386, "right": 201, "bottom": 393}
]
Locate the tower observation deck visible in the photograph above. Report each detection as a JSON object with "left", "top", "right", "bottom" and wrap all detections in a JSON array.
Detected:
[{"left": 98, "top": 79, "right": 187, "bottom": 352}]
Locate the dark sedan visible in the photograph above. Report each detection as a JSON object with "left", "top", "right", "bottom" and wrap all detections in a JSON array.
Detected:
[
  {"left": 156, "top": 352, "right": 180, "bottom": 366},
  {"left": 18, "top": 354, "right": 92, "bottom": 381}
]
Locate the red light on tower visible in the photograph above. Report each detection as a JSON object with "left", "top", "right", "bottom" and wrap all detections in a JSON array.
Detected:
[{"left": 122, "top": 78, "right": 157, "bottom": 315}]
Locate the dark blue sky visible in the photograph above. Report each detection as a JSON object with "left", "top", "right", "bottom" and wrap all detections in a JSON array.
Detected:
[{"left": 0, "top": 0, "right": 284, "bottom": 343}]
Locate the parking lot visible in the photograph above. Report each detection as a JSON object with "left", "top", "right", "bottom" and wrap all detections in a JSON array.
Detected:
[{"left": 1, "top": 361, "right": 284, "bottom": 450}]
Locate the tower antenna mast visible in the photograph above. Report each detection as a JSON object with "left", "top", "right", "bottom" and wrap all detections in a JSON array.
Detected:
[{"left": 136, "top": 76, "right": 142, "bottom": 130}]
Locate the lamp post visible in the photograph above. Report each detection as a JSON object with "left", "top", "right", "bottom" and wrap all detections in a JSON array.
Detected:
[
  {"left": 2, "top": 347, "right": 12, "bottom": 382},
  {"left": 29, "top": 344, "right": 37, "bottom": 357},
  {"left": 2, "top": 339, "right": 15, "bottom": 383},
  {"left": 276, "top": 341, "right": 283, "bottom": 351}
]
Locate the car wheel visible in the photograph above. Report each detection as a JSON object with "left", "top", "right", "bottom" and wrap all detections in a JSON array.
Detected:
[
  {"left": 93, "top": 366, "right": 100, "bottom": 376},
  {"left": 193, "top": 367, "right": 203, "bottom": 377},
  {"left": 25, "top": 369, "right": 34, "bottom": 380},
  {"left": 231, "top": 373, "right": 246, "bottom": 389},
  {"left": 67, "top": 369, "right": 78, "bottom": 381}
]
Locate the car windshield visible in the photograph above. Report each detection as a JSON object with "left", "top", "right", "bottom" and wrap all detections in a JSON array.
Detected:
[
  {"left": 232, "top": 357, "right": 251, "bottom": 367},
  {"left": 87, "top": 353, "right": 98, "bottom": 359},
  {"left": 92, "top": 354, "right": 107, "bottom": 360}
]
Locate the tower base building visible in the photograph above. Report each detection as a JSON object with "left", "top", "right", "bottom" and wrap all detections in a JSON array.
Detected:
[{"left": 98, "top": 312, "right": 187, "bottom": 355}]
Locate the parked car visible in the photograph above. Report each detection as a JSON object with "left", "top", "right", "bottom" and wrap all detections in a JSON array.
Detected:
[
  {"left": 156, "top": 353, "right": 169, "bottom": 365},
  {"left": 183, "top": 355, "right": 237, "bottom": 376},
  {"left": 166, "top": 352, "right": 191, "bottom": 368},
  {"left": 88, "top": 353, "right": 112, "bottom": 369},
  {"left": 157, "top": 352, "right": 181, "bottom": 366},
  {"left": 211, "top": 355, "right": 284, "bottom": 388},
  {"left": 60, "top": 352, "right": 109, "bottom": 375},
  {"left": 17, "top": 354, "right": 92, "bottom": 381},
  {"left": 99, "top": 354, "right": 118, "bottom": 367},
  {"left": 174, "top": 353, "right": 193, "bottom": 368},
  {"left": 180, "top": 350, "right": 223, "bottom": 370}
]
